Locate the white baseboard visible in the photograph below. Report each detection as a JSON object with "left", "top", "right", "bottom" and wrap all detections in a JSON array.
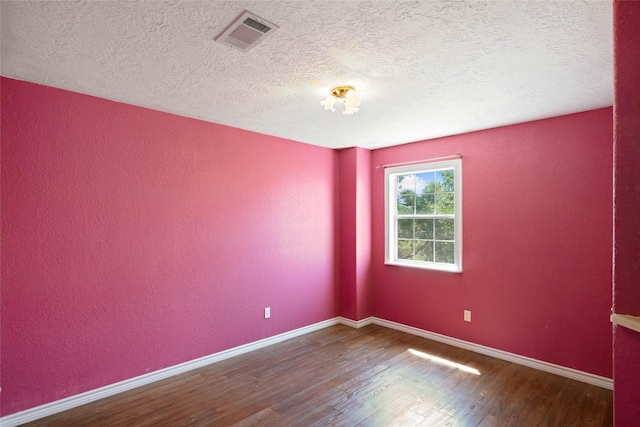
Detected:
[
  {"left": 1, "top": 315, "right": 612, "bottom": 426},
  {"left": 371, "top": 317, "right": 613, "bottom": 390},
  {"left": 337, "top": 316, "right": 374, "bottom": 329},
  {"left": 0, "top": 318, "right": 339, "bottom": 427}
]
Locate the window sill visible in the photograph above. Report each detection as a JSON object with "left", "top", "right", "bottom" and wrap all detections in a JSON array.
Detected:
[{"left": 384, "top": 260, "right": 462, "bottom": 273}]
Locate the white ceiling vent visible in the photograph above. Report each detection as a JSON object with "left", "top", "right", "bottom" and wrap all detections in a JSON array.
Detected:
[{"left": 215, "top": 11, "right": 280, "bottom": 52}]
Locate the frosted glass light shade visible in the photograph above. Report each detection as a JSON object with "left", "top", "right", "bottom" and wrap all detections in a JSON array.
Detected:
[
  {"left": 343, "top": 90, "right": 361, "bottom": 115},
  {"left": 320, "top": 95, "right": 336, "bottom": 112}
]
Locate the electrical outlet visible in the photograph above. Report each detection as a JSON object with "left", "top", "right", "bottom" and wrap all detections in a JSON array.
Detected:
[
  {"left": 464, "top": 310, "right": 471, "bottom": 322},
  {"left": 265, "top": 307, "right": 271, "bottom": 319}
]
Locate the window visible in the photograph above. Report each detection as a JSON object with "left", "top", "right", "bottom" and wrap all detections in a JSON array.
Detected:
[{"left": 385, "top": 159, "right": 462, "bottom": 272}]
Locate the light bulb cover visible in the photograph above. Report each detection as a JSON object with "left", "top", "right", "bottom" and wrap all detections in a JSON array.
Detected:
[
  {"left": 343, "top": 91, "right": 361, "bottom": 115},
  {"left": 320, "top": 95, "right": 336, "bottom": 112}
]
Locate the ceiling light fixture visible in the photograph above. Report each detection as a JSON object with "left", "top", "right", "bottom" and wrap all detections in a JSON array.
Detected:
[{"left": 320, "top": 86, "right": 362, "bottom": 115}]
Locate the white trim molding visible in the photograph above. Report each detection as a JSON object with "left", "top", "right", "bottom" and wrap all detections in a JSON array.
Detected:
[
  {"left": 371, "top": 317, "right": 613, "bottom": 390},
  {"left": 611, "top": 313, "right": 640, "bottom": 334},
  {"left": 337, "top": 316, "right": 374, "bottom": 329},
  {"left": 0, "top": 318, "right": 339, "bottom": 427},
  {"left": 1, "top": 315, "right": 612, "bottom": 426}
]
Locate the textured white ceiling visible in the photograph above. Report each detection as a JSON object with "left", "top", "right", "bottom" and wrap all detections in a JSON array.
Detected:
[{"left": 1, "top": 1, "right": 613, "bottom": 149}]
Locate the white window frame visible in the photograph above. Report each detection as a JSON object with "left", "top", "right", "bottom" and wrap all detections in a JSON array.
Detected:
[{"left": 385, "top": 159, "right": 462, "bottom": 272}]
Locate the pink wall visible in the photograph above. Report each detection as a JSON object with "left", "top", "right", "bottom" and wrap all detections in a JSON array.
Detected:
[
  {"left": 612, "top": 1, "right": 640, "bottom": 425},
  {"left": 338, "top": 147, "right": 372, "bottom": 321},
  {"left": 0, "top": 77, "right": 339, "bottom": 415},
  {"left": 355, "top": 148, "right": 372, "bottom": 320},
  {"left": 338, "top": 148, "right": 357, "bottom": 319},
  {"left": 371, "top": 108, "right": 614, "bottom": 378}
]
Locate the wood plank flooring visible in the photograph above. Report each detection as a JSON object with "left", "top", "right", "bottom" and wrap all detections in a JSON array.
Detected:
[{"left": 22, "top": 324, "right": 612, "bottom": 426}]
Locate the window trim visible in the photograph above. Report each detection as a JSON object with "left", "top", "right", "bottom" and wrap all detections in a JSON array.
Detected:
[{"left": 384, "top": 159, "right": 462, "bottom": 273}]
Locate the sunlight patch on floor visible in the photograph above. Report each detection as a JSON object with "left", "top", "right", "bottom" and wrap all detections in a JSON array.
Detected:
[{"left": 408, "top": 349, "right": 481, "bottom": 375}]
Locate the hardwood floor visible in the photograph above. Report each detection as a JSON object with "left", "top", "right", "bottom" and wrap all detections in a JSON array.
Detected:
[{"left": 23, "top": 324, "right": 612, "bottom": 426}]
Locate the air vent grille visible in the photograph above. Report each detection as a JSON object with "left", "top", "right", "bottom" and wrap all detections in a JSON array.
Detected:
[
  {"left": 215, "top": 11, "right": 279, "bottom": 53},
  {"left": 229, "top": 25, "right": 264, "bottom": 46},
  {"left": 243, "top": 18, "right": 271, "bottom": 33}
]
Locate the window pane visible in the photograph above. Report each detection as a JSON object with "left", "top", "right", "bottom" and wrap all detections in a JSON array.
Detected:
[
  {"left": 398, "top": 240, "right": 414, "bottom": 260},
  {"left": 435, "top": 192, "right": 454, "bottom": 214},
  {"left": 397, "top": 191, "right": 415, "bottom": 214},
  {"left": 435, "top": 219, "right": 454, "bottom": 240},
  {"left": 398, "top": 219, "right": 413, "bottom": 239},
  {"left": 415, "top": 240, "right": 434, "bottom": 261},
  {"left": 397, "top": 174, "right": 414, "bottom": 192},
  {"left": 416, "top": 194, "right": 435, "bottom": 214},
  {"left": 416, "top": 172, "right": 435, "bottom": 193},
  {"left": 415, "top": 219, "right": 434, "bottom": 239},
  {"left": 437, "top": 170, "right": 455, "bottom": 192},
  {"left": 435, "top": 241, "right": 454, "bottom": 264}
]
